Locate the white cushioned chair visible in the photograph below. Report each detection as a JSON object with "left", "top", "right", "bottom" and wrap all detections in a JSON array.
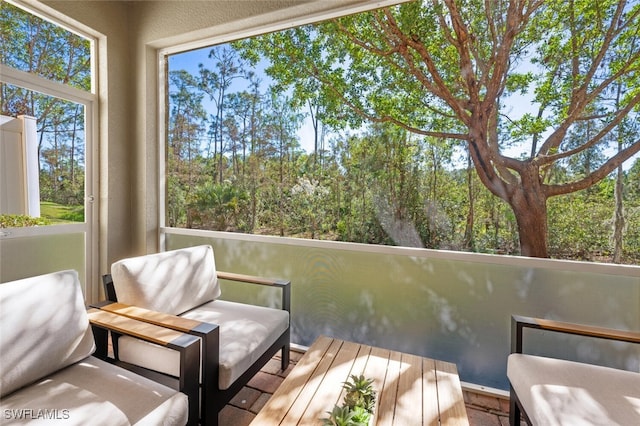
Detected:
[
  {"left": 507, "top": 315, "right": 640, "bottom": 426},
  {"left": 0, "top": 270, "right": 197, "bottom": 426},
  {"left": 101, "top": 245, "right": 291, "bottom": 426}
]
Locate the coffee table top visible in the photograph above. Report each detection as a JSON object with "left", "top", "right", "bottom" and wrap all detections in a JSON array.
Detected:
[{"left": 251, "top": 335, "right": 469, "bottom": 425}]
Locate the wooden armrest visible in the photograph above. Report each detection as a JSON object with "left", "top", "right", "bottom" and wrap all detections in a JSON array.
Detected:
[
  {"left": 87, "top": 308, "right": 199, "bottom": 348},
  {"left": 217, "top": 271, "right": 291, "bottom": 312},
  {"left": 511, "top": 315, "right": 640, "bottom": 353},
  {"left": 93, "top": 302, "right": 217, "bottom": 335},
  {"left": 217, "top": 270, "right": 290, "bottom": 287}
]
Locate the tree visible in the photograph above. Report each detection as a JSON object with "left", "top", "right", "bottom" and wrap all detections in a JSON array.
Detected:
[
  {"left": 167, "top": 70, "right": 207, "bottom": 227},
  {"left": 239, "top": 0, "right": 640, "bottom": 257},
  {"left": 198, "top": 46, "right": 245, "bottom": 183},
  {"left": 262, "top": 91, "right": 303, "bottom": 236}
]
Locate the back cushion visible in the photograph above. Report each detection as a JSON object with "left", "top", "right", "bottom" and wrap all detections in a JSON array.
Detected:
[
  {"left": 111, "top": 245, "right": 220, "bottom": 315},
  {"left": 0, "top": 270, "right": 95, "bottom": 397}
]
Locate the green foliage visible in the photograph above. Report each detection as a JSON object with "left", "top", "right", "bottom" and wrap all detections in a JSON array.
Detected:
[
  {"left": 232, "top": 0, "right": 640, "bottom": 258},
  {"left": 322, "top": 375, "right": 376, "bottom": 426},
  {"left": 187, "top": 181, "right": 249, "bottom": 231},
  {"left": 165, "top": 109, "right": 640, "bottom": 262},
  {"left": 0, "top": 214, "right": 51, "bottom": 228},
  {"left": 0, "top": 2, "right": 91, "bottom": 91},
  {"left": 348, "top": 406, "right": 371, "bottom": 425},
  {"left": 323, "top": 405, "right": 364, "bottom": 426},
  {"left": 623, "top": 207, "right": 640, "bottom": 264},
  {"left": 342, "top": 375, "right": 376, "bottom": 413},
  {"left": 548, "top": 195, "right": 610, "bottom": 260},
  {"left": 166, "top": 1, "right": 640, "bottom": 263},
  {"left": 290, "top": 177, "right": 330, "bottom": 238}
]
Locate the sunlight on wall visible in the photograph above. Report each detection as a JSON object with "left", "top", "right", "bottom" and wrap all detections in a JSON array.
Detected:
[{"left": 166, "top": 231, "right": 640, "bottom": 390}]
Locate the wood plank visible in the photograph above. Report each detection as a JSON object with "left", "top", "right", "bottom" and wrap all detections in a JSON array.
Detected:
[
  {"left": 280, "top": 337, "right": 344, "bottom": 426},
  {"left": 393, "top": 353, "right": 424, "bottom": 426},
  {"left": 363, "top": 346, "right": 391, "bottom": 425},
  {"left": 435, "top": 360, "right": 469, "bottom": 426},
  {"left": 100, "top": 302, "right": 202, "bottom": 332},
  {"left": 533, "top": 317, "right": 640, "bottom": 343},
  {"left": 377, "top": 349, "right": 401, "bottom": 426},
  {"left": 301, "top": 340, "right": 361, "bottom": 425},
  {"left": 336, "top": 344, "right": 372, "bottom": 408},
  {"left": 422, "top": 358, "right": 440, "bottom": 426},
  {"left": 250, "top": 335, "right": 334, "bottom": 425},
  {"left": 217, "top": 270, "right": 281, "bottom": 286},
  {"left": 87, "top": 308, "right": 184, "bottom": 346}
]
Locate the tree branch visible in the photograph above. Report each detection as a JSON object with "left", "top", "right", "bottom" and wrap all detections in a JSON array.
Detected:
[
  {"left": 333, "top": 18, "right": 398, "bottom": 58},
  {"left": 544, "top": 0, "right": 629, "bottom": 150},
  {"left": 539, "top": 89, "right": 640, "bottom": 166},
  {"left": 545, "top": 140, "right": 640, "bottom": 197},
  {"left": 484, "top": 0, "right": 544, "bottom": 106},
  {"left": 443, "top": 0, "right": 479, "bottom": 105},
  {"left": 379, "top": 8, "right": 469, "bottom": 122},
  {"left": 306, "top": 59, "right": 467, "bottom": 140}
]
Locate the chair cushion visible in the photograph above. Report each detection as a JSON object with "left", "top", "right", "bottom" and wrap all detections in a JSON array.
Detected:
[
  {"left": 0, "top": 270, "right": 95, "bottom": 397},
  {"left": 111, "top": 245, "right": 220, "bottom": 315},
  {"left": 0, "top": 356, "right": 188, "bottom": 425},
  {"left": 118, "top": 299, "right": 289, "bottom": 390},
  {"left": 508, "top": 353, "right": 640, "bottom": 426}
]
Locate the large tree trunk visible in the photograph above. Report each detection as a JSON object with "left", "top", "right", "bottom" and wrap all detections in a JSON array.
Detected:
[
  {"left": 508, "top": 186, "right": 549, "bottom": 258},
  {"left": 467, "top": 122, "right": 550, "bottom": 258}
]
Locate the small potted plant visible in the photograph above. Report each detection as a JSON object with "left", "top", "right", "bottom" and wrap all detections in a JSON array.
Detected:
[{"left": 323, "top": 375, "right": 377, "bottom": 426}]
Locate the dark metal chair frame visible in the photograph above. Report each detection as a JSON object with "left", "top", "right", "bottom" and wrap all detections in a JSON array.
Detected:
[
  {"left": 509, "top": 315, "right": 640, "bottom": 426},
  {"left": 88, "top": 308, "right": 201, "bottom": 425},
  {"left": 101, "top": 271, "right": 291, "bottom": 426}
]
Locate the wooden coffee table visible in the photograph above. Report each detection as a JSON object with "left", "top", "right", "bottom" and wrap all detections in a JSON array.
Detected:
[{"left": 251, "top": 335, "right": 469, "bottom": 425}]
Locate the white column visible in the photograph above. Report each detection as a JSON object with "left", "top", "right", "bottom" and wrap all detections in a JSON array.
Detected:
[{"left": 20, "top": 115, "right": 40, "bottom": 217}]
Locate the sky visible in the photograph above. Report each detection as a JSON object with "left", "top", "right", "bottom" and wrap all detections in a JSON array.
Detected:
[
  {"left": 168, "top": 43, "right": 638, "bottom": 170},
  {"left": 169, "top": 47, "right": 319, "bottom": 154}
]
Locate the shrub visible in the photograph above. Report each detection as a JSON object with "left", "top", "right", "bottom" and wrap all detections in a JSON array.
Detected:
[{"left": 0, "top": 214, "right": 51, "bottom": 228}]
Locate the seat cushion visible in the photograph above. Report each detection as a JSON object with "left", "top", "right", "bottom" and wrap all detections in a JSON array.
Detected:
[
  {"left": 0, "top": 356, "right": 188, "bottom": 425},
  {"left": 508, "top": 353, "right": 640, "bottom": 426},
  {"left": 0, "top": 270, "right": 95, "bottom": 397},
  {"left": 118, "top": 300, "right": 289, "bottom": 390},
  {"left": 111, "top": 245, "right": 220, "bottom": 315}
]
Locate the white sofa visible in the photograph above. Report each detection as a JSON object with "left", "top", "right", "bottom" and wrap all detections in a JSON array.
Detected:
[
  {"left": 507, "top": 315, "right": 640, "bottom": 426},
  {"left": 0, "top": 270, "right": 194, "bottom": 425}
]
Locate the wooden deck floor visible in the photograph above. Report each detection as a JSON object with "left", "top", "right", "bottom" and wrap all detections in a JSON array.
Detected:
[{"left": 218, "top": 348, "right": 514, "bottom": 426}]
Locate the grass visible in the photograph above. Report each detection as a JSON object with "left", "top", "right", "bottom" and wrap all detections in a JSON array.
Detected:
[
  {"left": 1, "top": 202, "right": 83, "bottom": 228},
  {"left": 40, "top": 201, "right": 84, "bottom": 223}
]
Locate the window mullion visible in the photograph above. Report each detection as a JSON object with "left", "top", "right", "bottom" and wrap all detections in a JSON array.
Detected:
[{"left": 0, "top": 63, "right": 95, "bottom": 104}]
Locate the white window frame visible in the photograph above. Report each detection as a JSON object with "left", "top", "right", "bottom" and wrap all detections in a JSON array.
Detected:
[{"left": 0, "top": 1, "right": 99, "bottom": 299}]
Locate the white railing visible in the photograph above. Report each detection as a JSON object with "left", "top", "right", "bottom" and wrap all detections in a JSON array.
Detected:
[
  {"left": 162, "top": 227, "right": 640, "bottom": 391},
  {"left": 0, "top": 227, "right": 86, "bottom": 289}
]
